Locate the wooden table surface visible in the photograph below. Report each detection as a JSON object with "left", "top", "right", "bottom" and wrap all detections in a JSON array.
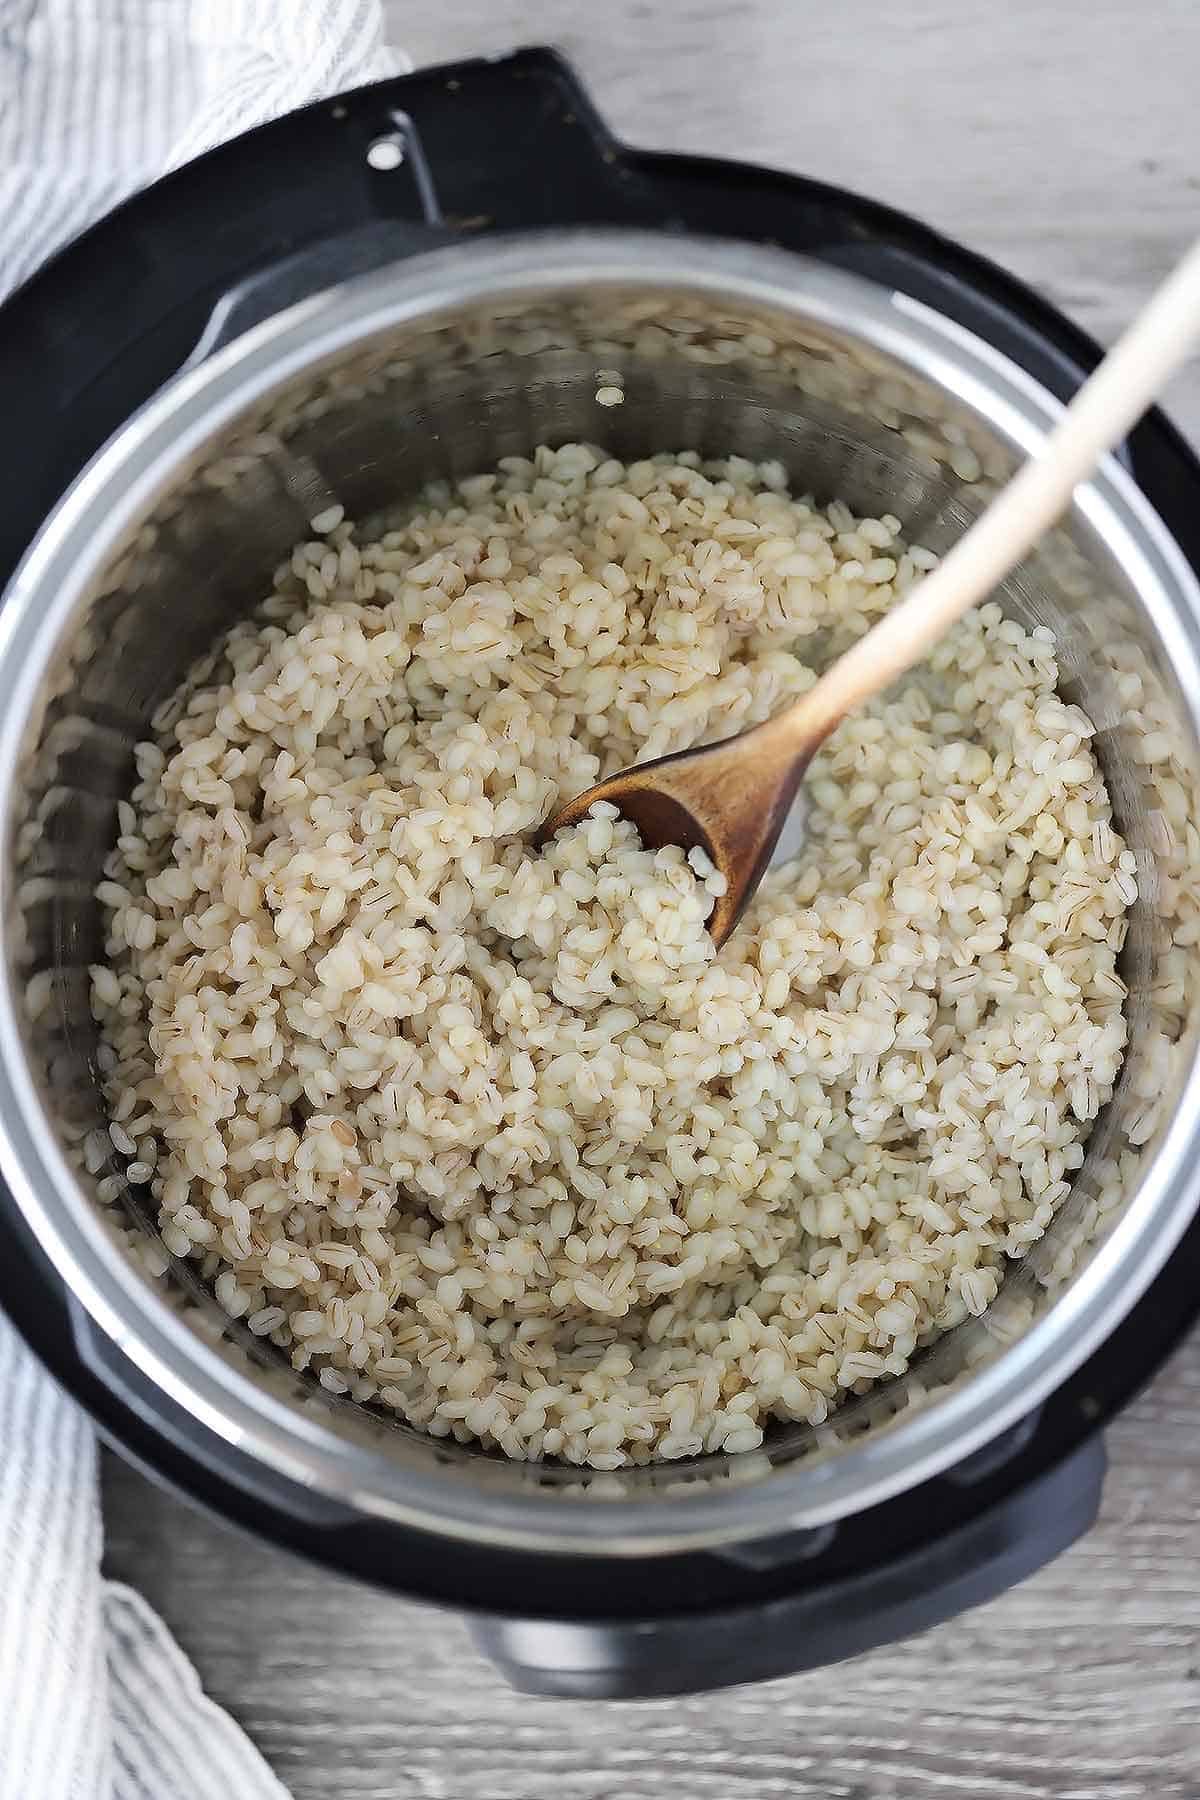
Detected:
[{"left": 103, "top": 5, "right": 1200, "bottom": 1796}]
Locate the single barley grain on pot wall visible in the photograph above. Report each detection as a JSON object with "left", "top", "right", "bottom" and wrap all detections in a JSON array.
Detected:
[{"left": 90, "top": 446, "right": 1134, "bottom": 1468}]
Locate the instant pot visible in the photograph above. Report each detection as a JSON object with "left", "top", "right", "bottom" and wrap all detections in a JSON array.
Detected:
[{"left": 1, "top": 48, "right": 1199, "bottom": 1699}]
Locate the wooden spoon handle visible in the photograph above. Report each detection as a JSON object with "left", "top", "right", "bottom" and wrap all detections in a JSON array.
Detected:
[{"left": 764, "top": 235, "right": 1200, "bottom": 760}]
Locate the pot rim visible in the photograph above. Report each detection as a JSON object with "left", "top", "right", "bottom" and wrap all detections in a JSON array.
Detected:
[{"left": 2, "top": 228, "right": 1198, "bottom": 1555}]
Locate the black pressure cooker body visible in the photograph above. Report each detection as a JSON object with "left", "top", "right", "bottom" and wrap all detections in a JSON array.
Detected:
[{"left": 1, "top": 49, "right": 1198, "bottom": 1700}]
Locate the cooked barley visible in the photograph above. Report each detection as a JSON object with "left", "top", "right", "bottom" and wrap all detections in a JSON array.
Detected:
[{"left": 91, "top": 446, "right": 1132, "bottom": 1467}]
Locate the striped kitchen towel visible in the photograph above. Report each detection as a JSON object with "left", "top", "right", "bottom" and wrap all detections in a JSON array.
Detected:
[{"left": 0, "top": 7, "right": 408, "bottom": 1796}]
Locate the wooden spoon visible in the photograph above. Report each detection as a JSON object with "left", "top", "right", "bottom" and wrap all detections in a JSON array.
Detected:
[{"left": 536, "top": 239, "right": 1200, "bottom": 946}]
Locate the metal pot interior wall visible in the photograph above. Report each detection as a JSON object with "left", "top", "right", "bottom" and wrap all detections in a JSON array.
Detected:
[{"left": 6, "top": 249, "right": 1200, "bottom": 1542}]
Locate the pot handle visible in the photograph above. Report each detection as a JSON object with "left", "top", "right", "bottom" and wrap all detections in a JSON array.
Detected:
[
  {"left": 184, "top": 112, "right": 451, "bottom": 366},
  {"left": 467, "top": 1433, "right": 1105, "bottom": 1699}
]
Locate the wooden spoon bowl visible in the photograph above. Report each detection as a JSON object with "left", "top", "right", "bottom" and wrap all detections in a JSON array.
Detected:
[{"left": 534, "top": 713, "right": 821, "bottom": 947}]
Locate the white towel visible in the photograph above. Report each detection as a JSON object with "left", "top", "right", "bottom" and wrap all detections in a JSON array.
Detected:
[{"left": 0, "top": 6, "right": 409, "bottom": 1795}]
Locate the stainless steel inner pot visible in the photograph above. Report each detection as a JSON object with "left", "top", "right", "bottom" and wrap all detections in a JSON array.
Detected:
[{"left": 3, "top": 232, "right": 1199, "bottom": 1555}]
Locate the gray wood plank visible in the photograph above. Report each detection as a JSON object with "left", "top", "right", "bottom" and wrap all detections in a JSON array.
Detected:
[{"left": 101, "top": 4, "right": 1200, "bottom": 1794}]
